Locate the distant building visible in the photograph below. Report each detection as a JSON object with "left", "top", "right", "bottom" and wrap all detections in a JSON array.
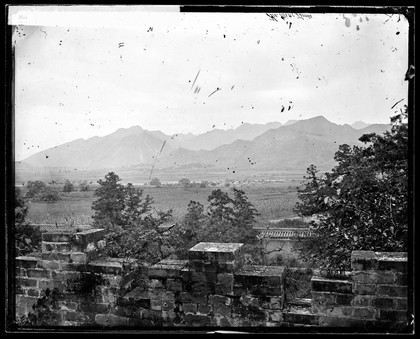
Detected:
[{"left": 258, "top": 227, "right": 314, "bottom": 266}]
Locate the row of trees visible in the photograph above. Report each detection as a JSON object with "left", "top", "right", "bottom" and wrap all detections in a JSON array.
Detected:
[{"left": 91, "top": 172, "right": 261, "bottom": 264}]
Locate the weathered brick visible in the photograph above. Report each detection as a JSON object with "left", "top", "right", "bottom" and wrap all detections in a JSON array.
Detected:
[
  {"left": 42, "top": 232, "right": 72, "bottom": 242},
  {"left": 161, "top": 300, "right": 175, "bottom": 311},
  {"left": 283, "top": 312, "right": 318, "bottom": 325},
  {"left": 372, "top": 297, "right": 396, "bottom": 309},
  {"left": 52, "top": 270, "right": 81, "bottom": 281},
  {"left": 182, "top": 303, "right": 197, "bottom": 314},
  {"left": 149, "top": 279, "right": 164, "bottom": 289},
  {"left": 70, "top": 252, "right": 87, "bottom": 264},
  {"left": 16, "top": 256, "right": 39, "bottom": 269},
  {"left": 318, "top": 316, "right": 366, "bottom": 327},
  {"left": 352, "top": 295, "right": 372, "bottom": 307},
  {"left": 95, "top": 313, "right": 129, "bottom": 326},
  {"left": 311, "top": 277, "right": 352, "bottom": 294},
  {"left": 26, "top": 268, "right": 51, "bottom": 279},
  {"left": 324, "top": 306, "right": 353, "bottom": 318},
  {"left": 377, "top": 309, "right": 407, "bottom": 322},
  {"left": 27, "top": 288, "right": 40, "bottom": 297},
  {"left": 16, "top": 295, "right": 38, "bottom": 310},
  {"left": 184, "top": 314, "right": 212, "bottom": 326},
  {"left": 378, "top": 260, "right": 407, "bottom": 273},
  {"left": 150, "top": 299, "right": 162, "bottom": 311},
  {"left": 395, "top": 298, "right": 408, "bottom": 311},
  {"left": 353, "top": 272, "right": 395, "bottom": 285},
  {"left": 352, "top": 307, "right": 376, "bottom": 319},
  {"left": 80, "top": 302, "right": 109, "bottom": 314},
  {"left": 209, "top": 294, "right": 231, "bottom": 306},
  {"left": 166, "top": 279, "right": 182, "bottom": 292},
  {"left": 38, "top": 279, "right": 66, "bottom": 290},
  {"left": 377, "top": 285, "right": 407, "bottom": 298},
  {"left": 351, "top": 251, "right": 379, "bottom": 271},
  {"left": 37, "top": 260, "right": 60, "bottom": 270},
  {"left": 353, "top": 283, "right": 376, "bottom": 295},
  {"left": 197, "top": 303, "right": 212, "bottom": 315},
  {"left": 88, "top": 261, "right": 122, "bottom": 275},
  {"left": 41, "top": 252, "right": 71, "bottom": 261},
  {"left": 16, "top": 267, "right": 26, "bottom": 277},
  {"left": 395, "top": 273, "right": 408, "bottom": 286},
  {"left": 269, "top": 297, "right": 282, "bottom": 310},
  {"left": 335, "top": 293, "right": 354, "bottom": 306},
  {"left": 213, "top": 304, "right": 231, "bottom": 316},
  {"left": 18, "top": 277, "right": 38, "bottom": 287}
]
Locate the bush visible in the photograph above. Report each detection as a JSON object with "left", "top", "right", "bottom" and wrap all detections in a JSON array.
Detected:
[{"left": 62, "top": 180, "right": 75, "bottom": 193}]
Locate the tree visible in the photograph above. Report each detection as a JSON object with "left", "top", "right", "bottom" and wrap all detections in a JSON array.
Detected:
[
  {"left": 150, "top": 177, "right": 161, "bottom": 187},
  {"left": 26, "top": 180, "right": 46, "bottom": 198},
  {"left": 91, "top": 172, "right": 172, "bottom": 263},
  {"left": 179, "top": 178, "right": 191, "bottom": 187},
  {"left": 62, "top": 180, "right": 75, "bottom": 193},
  {"left": 15, "top": 187, "right": 42, "bottom": 256},
  {"left": 294, "top": 111, "right": 408, "bottom": 271},
  {"left": 171, "top": 189, "right": 260, "bottom": 261},
  {"left": 37, "top": 186, "right": 61, "bottom": 202}
]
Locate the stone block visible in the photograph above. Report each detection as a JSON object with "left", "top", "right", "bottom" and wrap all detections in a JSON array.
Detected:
[
  {"left": 95, "top": 313, "right": 129, "bottom": 327},
  {"left": 41, "top": 252, "right": 71, "bottom": 261},
  {"left": 351, "top": 251, "right": 379, "bottom": 271},
  {"left": 377, "top": 285, "right": 407, "bottom": 298},
  {"left": 149, "top": 259, "right": 188, "bottom": 279},
  {"left": 16, "top": 256, "right": 39, "bottom": 269},
  {"left": 395, "top": 298, "right": 408, "bottom": 310},
  {"left": 166, "top": 279, "right": 183, "bottom": 292},
  {"left": 182, "top": 303, "right": 197, "bottom": 314},
  {"left": 197, "top": 303, "right": 212, "bottom": 315},
  {"left": 88, "top": 261, "right": 122, "bottom": 275},
  {"left": 150, "top": 299, "right": 162, "bottom": 311},
  {"left": 352, "top": 307, "right": 376, "bottom": 320},
  {"left": 18, "top": 277, "right": 38, "bottom": 287},
  {"left": 184, "top": 314, "right": 212, "bottom": 326},
  {"left": 283, "top": 312, "right": 318, "bottom": 325},
  {"left": 70, "top": 252, "right": 87, "bottom": 264},
  {"left": 37, "top": 260, "right": 60, "bottom": 270},
  {"left": 80, "top": 302, "right": 109, "bottom": 314},
  {"left": 234, "top": 265, "right": 285, "bottom": 288},
  {"left": 178, "top": 292, "right": 207, "bottom": 304},
  {"left": 42, "top": 232, "right": 73, "bottom": 243},
  {"left": 372, "top": 297, "right": 396, "bottom": 309},
  {"left": 318, "top": 316, "right": 365, "bottom": 328},
  {"left": 395, "top": 273, "right": 408, "bottom": 286},
  {"left": 26, "top": 268, "right": 52, "bottom": 279},
  {"left": 352, "top": 295, "right": 372, "bottom": 307},
  {"left": 161, "top": 300, "right": 175, "bottom": 311},
  {"left": 188, "top": 242, "right": 244, "bottom": 266},
  {"left": 352, "top": 272, "right": 395, "bottom": 285},
  {"left": 311, "top": 276, "right": 352, "bottom": 294},
  {"left": 377, "top": 309, "right": 407, "bottom": 322},
  {"left": 213, "top": 304, "right": 231, "bottom": 316},
  {"left": 38, "top": 279, "right": 66, "bottom": 290},
  {"left": 26, "top": 288, "right": 40, "bottom": 297},
  {"left": 353, "top": 283, "right": 376, "bottom": 295}
]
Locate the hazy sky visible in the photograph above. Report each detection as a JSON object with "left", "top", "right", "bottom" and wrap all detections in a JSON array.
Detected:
[{"left": 10, "top": 6, "right": 409, "bottom": 161}]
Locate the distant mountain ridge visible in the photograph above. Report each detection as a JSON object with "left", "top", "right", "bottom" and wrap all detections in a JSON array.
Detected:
[{"left": 20, "top": 116, "right": 390, "bottom": 171}]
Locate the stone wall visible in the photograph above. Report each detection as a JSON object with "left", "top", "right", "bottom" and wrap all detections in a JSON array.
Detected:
[
  {"left": 310, "top": 251, "right": 409, "bottom": 331},
  {"left": 14, "top": 230, "right": 410, "bottom": 331}
]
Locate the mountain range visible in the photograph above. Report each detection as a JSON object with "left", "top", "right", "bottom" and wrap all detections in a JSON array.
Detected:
[{"left": 18, "top": 117, "right": 390, "bottom": 172}]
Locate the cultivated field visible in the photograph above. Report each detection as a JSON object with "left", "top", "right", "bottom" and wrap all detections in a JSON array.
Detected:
[{"left": 21, "top": 183, "right": 300, "bottom": 226}]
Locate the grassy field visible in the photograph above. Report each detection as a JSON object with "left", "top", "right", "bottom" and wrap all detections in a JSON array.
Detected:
[{"left": 22, "top": 183, "right": 300, "bottom": 226}]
